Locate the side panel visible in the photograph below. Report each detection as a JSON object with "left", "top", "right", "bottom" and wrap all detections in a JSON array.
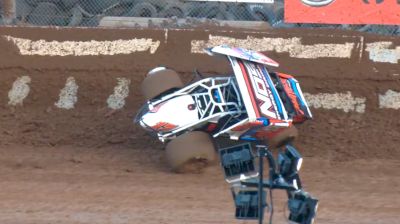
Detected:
[
  {"left": 229, "top": 56, "right": 288, "bottom": 122},
  {"left": 243, "top": 60, "right": 288, "bottom": 121},
  {"left": 228, "top": 57, "right": 258, "bottom": 120},
  {"left": 278, "top": 73, "right": 313, "bottom": 122}
]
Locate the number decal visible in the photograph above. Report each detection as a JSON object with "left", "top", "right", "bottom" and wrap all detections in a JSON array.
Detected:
[{"left": 244, "top": 62, "right": 281, "bottom": 119}]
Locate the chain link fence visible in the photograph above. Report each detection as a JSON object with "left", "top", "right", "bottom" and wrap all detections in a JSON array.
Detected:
[{"left": 0, "top": 0, "right": 399, "bottom": 35}]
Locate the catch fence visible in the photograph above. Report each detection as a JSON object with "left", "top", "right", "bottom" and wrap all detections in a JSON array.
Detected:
[{"left": 0, "top": 0, "right": 399, "bottom": 35}]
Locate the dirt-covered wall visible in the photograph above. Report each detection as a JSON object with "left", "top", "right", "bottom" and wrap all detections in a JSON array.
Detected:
[{"left": 0, "top": 27, "right": 399, "bottom": 160}]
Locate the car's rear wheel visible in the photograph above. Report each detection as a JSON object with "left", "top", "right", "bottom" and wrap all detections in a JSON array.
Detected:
[
  {"left": 267, "top": 125, "right": 298, "bottom": 149},
  {"left": 165, "top": 131, "right": 217, "bottom": 173},
  {"left": 141, "top": 68, "right": 184, "bottom": 101}
]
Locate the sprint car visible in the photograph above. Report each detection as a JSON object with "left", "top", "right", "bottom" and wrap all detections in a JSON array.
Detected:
[{"left": 135, "top": 46, "right": 312, "bottom": 172}]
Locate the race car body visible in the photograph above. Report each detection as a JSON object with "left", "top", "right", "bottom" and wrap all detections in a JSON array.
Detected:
[
  {"left": 136, "top": 46, "right": 312, "bottom": 143},
  {"left": 135, "top": 46, "right": 317, "bottom": 223}
]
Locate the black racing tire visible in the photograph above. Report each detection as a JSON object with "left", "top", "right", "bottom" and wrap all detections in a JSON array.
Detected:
[
  {"left": 204, "top": 3, "right": 231, "bottom": 20},
  {"left": 342, "top": 25, "right": 371, "bottom": 33},
  {"left": 25, "top": 0, "right": 63, "bottom": 6},
  {"left": 104, "top": 3, "right": 132, "bottom": 17},
  {"left": 67, "top": 5, "right": 83, "bottom": 26},
  {"left": 271, "top": 7, "right": 299, "bottom": 28},
  {"left": 79, "top": 0, "right": 121, "bottom": 14},
  {"left": 186, "top": 2, "right": 230, "bottom": 20},
  {"left": 395, "top": 26, "right": 400, "bottom": 35},
  {"left": 185, "top": 3, "right": 206, "bottom": 18},
  {"left": 273, "top": 7, "right": 284, "bottom": 26},
  {"left": 0, "top": 2, "right": 2, "bottom": 23},
  {"left": 188, "top": 5, "right": 206, "bottom": 18},
  {"left": 367, "top": 25, "right": 399, "bottom": 36},
  {"left": 27, "top": 2, "right": 64, "bottom": 26},
  {"left": 166, "top": 131, "right": 217, "bottom": 173},
  {"left": 159, "top": 6, "right": 184, "bottom": 18},
  {"left": 61, "top": 0, "right": 80, "bottom": 9},
  {"left": 141, "top": 68, "right": 183, "bottom": 101},
  {"left": 228, "top": 3, "right": 251, "bottom": 21},
  {"left": 81, "top": 17, "right": 100, "bottom": 27},
  {"left": 248, "top": 4, "right": 275, "bottom": 24},
  {"left": 135, "top": 0, "right": 168, "bottom": 12},
  {"left": 15, "top": 0, "right": 34, "bottom": 22},
  {"left": 124, "top": 2, "right": 158, "bottom": 17},
  {"left": 267, "top": 125, "right": 298, "bottom": 149}
]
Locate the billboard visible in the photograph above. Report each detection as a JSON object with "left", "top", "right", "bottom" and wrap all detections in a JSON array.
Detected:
[{"left": 285, "top": 0, "right": 400, "bottom": 25}]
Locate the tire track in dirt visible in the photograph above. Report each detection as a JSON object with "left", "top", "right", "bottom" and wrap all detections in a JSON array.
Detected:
[{"left": 0, "top": 145, "right": 399, "bottom": 224}]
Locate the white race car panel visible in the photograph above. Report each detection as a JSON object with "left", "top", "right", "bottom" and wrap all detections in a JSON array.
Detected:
[
  {"left": 140, "top": 95, "right": 199, "bottom": 131},
  {"left": 206, "top": 45, "right": 279, "bottom": 67},
  {"left": 229, "top": 57, "right": 258, "bottom": 121},
  {"left": 229, "top": 57, "right": 289, "bottom": 122},
  {"left": 243, "top": 60, "right": 288, "bottom": 121}
]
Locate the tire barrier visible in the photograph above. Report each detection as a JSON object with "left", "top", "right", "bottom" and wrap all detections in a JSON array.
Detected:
[
  {"left": 159, "top": 6, "right": 184, "bottom": 19},
  {"left": 4, "top": 0, "right": 398, "bottom": 35},
  {"left": 124, "top": 2, "right": 157, "bottom": 18},
  {"left": 26, "top": 2, "right": 63, "bottom": 26}
]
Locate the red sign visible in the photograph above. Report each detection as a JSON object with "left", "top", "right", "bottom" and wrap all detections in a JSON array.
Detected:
[{"left": 285, "top": 0, "right": 400, "bottom": 25}]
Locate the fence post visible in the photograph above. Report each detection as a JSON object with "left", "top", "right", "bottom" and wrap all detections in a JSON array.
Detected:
[{"left": 1, "top": 0, "right": 16, "bottom": 25}]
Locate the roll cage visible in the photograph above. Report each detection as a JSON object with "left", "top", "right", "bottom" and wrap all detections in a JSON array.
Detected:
[{"left": 146, "top": 76, "right": 247, "bottom": 141}]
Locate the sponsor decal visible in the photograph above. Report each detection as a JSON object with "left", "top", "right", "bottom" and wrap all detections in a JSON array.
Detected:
[
  {"left": 151, "top": 122, "right": 177, "bottom": 131},
  {"left": 285, "top": 0, "right": 400, "bottom": 25},
  {"left": 242, "top": 61, "right": 285, "bottom": 120}
]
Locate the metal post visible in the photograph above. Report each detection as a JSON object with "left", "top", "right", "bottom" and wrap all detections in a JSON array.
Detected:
[
  {"left": 1, "top": 0, "right": 16, "bottom": 25},
  {"left": 265, "top": 148, "right": 275, "bottom": 224},
  {"left": 257, "top": 146, "right": 265, "bottom": 224}
]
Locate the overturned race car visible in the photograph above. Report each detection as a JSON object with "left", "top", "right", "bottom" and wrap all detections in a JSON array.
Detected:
[
  {"left": 135, "top": 46, "right": 318, "bottom": 224},
  {"left": 136, "top": 45, "right": 312, "bottom": 172}
]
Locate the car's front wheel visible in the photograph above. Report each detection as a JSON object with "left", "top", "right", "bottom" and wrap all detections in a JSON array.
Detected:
[
  {"left": 165, "top": 131, "right": 217, "bottom": 173},
  {"left": 141, "top": 67, "right": 184, "bottom": 101}
]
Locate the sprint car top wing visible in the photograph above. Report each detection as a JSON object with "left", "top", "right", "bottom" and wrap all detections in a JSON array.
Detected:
[
  {"left": 205, "top": 45, "right": 279, "bottom": 67},
  {"left": 206, "top": 46, "right": 289, "bottom": 124}
]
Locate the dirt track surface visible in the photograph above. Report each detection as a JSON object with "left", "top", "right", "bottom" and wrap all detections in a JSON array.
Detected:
[
  {"left": 0, "top": 27, "right": 399, "bottom": 223},
  {"left": 0, "top": 27, "right": 399, "bottom": 161},
  {"left": 1, "top": 145, "right": 399, "bottom": 224}
]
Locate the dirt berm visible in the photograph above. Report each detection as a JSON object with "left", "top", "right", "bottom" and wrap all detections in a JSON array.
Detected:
[{"left": 0, "top": 27, "right": 399, "bottom": 160}]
